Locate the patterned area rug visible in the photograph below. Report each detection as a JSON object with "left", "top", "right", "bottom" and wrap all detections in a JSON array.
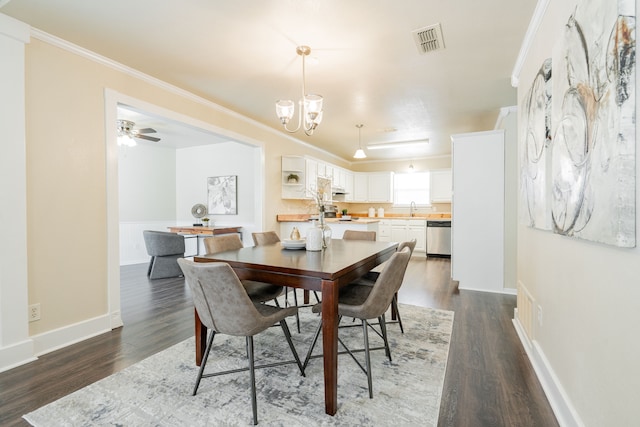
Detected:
[{"left": 24, "top": 304, "right": 453, "bottom": 426}]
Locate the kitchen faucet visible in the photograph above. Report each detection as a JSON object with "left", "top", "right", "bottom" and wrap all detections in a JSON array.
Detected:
[{"left": 409, "top": 201, "right": 416, "bottom": 217}]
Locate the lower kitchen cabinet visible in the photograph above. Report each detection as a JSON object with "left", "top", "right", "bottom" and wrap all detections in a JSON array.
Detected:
[{"left": 378, "top": 219, "right": 426, "bottom": 253}]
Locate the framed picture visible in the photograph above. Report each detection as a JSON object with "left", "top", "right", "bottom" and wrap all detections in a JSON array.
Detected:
[{"left": 207, "top": 175, "right": 237, "bottom": 215}]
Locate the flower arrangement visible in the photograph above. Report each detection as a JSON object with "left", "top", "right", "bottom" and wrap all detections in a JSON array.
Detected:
[{"left": 202, "top": 217, "right": 210, "bottom": 226}]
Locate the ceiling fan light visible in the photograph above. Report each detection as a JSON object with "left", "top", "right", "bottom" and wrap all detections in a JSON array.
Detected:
[
  {"left": 117, "top": 134, "right": 136, "bottom": 147},
  {"left": 353, "top": 148, "right": 367, "bottom": 159}
]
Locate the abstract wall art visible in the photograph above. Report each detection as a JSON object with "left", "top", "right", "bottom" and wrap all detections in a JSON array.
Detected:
[
  {"left": 520, "top": 58, "right": 553, "bottom": 230},
  {"left": 207, "top": 175, "right": 237, "bottom": 215},
  {"left": 550, "top": 0, "right": 635, "bottom": 247}
]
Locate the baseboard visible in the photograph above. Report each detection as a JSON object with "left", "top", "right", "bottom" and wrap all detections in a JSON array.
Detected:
[
  {"left": 458, "top": 285, "right": 517, "bottom": 295},
  {"left": 0, "top": 339, "right": 37, "bottom": 373},
  {"left": 31, "top": 314, "right": 113, "bottom": 357},
  {"left": 512, "top": 317, "right": 584, "bottom": 427}
]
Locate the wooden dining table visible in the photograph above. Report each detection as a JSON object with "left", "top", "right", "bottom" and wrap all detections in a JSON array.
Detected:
[{"left": 193, "top": 238, "right": 398, "bottom": 416}]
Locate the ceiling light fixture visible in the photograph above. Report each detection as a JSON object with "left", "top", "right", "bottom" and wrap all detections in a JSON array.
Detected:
[
  {"left": 366, "top": 139, "right": 430, "bottom": 150},
  {"left": 275, "top": 45, "right": 323, "bottom": 136},
  {"left": 353, "top": 124, "right": 366, "bottom": 159},
  {"left": 117, "top": 119, "right": 137, "bottom": 147},
  {"left": 409, "top": 164, "right": 415, "bottom": 172}
]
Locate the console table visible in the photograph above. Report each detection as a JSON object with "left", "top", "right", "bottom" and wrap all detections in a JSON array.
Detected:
[{"left": 167, "top": 226, "right": 242, "bottom": 256}]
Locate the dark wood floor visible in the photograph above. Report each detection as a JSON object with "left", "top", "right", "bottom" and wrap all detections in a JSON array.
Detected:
[{"left": 0, "top": 256, "right": 558, "bottom": 426}]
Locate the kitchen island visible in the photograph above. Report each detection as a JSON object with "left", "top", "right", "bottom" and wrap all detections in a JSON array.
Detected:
[{"left": 277, "top": 215, "right": 379, "bottom": 239}]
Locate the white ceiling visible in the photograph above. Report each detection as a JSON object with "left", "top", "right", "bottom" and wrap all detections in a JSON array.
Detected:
[{"left": 1, "top": 0, "right": 537, "bottom": 160}]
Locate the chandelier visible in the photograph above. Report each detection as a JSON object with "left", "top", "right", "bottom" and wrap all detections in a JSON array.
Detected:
[
  {"left": 275, "top": 45, "right": 323, "bottom": 136},
  {"left": 353, "top": 124, "right": 366, "bottom": 159}
]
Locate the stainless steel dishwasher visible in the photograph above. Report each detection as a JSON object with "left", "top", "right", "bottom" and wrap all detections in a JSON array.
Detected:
[{"left": 426, "top": 220, "right": 451, "bottom": 257}]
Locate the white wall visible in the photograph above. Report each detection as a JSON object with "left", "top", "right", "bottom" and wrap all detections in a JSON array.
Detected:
[
  {"left": 118, "top": 140, "right": 262, "bottom": 264},
  {"left": 514, "top": 1, "right": 640, "bottom": 425},
  {"left": 176, "top": 141, "right": 262, "bottom": 246},
  {"left": 118, "top": 143, "right": 177, "bottom": 265}
]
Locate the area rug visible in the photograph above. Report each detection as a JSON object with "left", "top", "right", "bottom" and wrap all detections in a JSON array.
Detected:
[{"left": 24, "top": 304, "right": 453, "bottom": 426}]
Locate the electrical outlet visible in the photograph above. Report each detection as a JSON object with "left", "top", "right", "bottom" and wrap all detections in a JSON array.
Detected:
[
  {"left": 537, "top": 304, "right": 543, "bottom": 326},
  {"left": 29, "top": 303, "right": 41, "bottom": 322}
]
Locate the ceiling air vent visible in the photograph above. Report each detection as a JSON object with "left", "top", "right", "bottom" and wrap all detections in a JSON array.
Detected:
[{"left": 412, "top": 23, "right": 445, "bottom": 54}]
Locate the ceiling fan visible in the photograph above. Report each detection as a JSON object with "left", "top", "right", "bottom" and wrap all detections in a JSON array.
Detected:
[{"left": 116, "top": 119, "right": 161, "bottom": 144}]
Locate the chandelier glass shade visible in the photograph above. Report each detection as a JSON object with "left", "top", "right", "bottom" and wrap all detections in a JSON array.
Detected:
[
  {"left": 276, "top": 46, "right": 323, "bottom": 136},
  {"left": 353, "top": 124, "right": 366, "bottom": 159},
  {"left": 116, "top": 119, "right": 137, "bottom": 147}
]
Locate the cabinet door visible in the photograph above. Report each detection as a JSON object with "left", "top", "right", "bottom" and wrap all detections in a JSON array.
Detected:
[
  {"left": 391, "top": 225, "right": 407, "bottom": 243},
  {"left": 378, "top": 220, "right": 392, "bottom": 242},
  {"left": 431, "top": 169, "right": 452, "bottom": 203},
  {"left": 344, "top": 171, "right": 354, "bottom": 202},
  {"left": 407, "top": 221, "right": 427, "bottom": 252},
  {"left": 353, "top": 173, "right": 368, "bottom": 202},
  {"left": 368, "top": 172, "right": 393, "bottom": 202},
  {"left": 305, "top": 159, "right": 318, "bottom": 194}
]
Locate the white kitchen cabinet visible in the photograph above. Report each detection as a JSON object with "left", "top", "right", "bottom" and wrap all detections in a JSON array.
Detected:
[
  {"left": 378, "top": 219, "right": 392, "bottom": 241},
  {"left": 407, "top": 220, "right": 427, "bottom": 252},
  {"left": 351, "top": 172, "right": 394, "bottom": 203},
  {"left": 367, "top": 172, "right": 394, "bottom": 202},
  {"left": 344, "top": 171, "right": 354, "bottom": 202},
  {"left": 305, "top": 158, "right": 318, "bottom": 194},
  {"left": 430, "top": 169, "right": 452, "bottom": 203},
  {"left": 451, "top": 130, "right": 504, "bottom": 292},
  {"left": 281, "top": 156, "right": 306, "bottom": 199},
  {"left": 379, "top": 218, "right": 425, "bottom": 253},
  {"left": 353, "top": 173, "right": 368, "bottom": 202}
]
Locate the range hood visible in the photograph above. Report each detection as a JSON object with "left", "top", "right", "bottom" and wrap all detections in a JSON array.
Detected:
[{"left": 332, "top": 186, "right": 348, "bottom": 195}]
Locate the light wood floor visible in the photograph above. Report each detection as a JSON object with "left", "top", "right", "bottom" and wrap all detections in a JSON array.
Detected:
[{"left": 0, "top": 256, "right": 558, "bottom": 426}]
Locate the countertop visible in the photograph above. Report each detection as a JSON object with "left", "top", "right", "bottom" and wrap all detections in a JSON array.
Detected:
[{"left": 276, "top": 213, "right": 451, "bottom": 222}]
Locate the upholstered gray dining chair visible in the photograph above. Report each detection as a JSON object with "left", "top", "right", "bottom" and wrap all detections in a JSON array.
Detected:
[
  {"left": 302, "top": 246, "right": 411, "bottom": 398},
  {"left": 251, "top": 231, "right": 281, "bottom": 246},
  {"left": 250, "top": 230, "right": 309, "bottom": 331},
  {"left": 357, "top": 239, "right": 417, "bottom": 333},
  {"left": 177, "top": 259, "right": 304, "bottom": 425},
  {"left": 142, "top": 230, "right": 185, "bottom": 279},
  {"left": 203, "top": 234, "right": 283, "bottom": 304},
  {"left": 342, "top": 229, "right": 377, "bottom": 241}
]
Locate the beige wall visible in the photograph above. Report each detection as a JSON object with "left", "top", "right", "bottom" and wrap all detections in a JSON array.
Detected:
[{"left": 516, "top": 1, "right": 640, "bottom": 425}]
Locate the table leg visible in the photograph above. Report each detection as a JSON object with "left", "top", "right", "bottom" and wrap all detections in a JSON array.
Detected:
[
  {"left": 321, "top": 279, "right": 339, "bottom": 415},
  {"left": 195, "top": 308, "right": 207, "bottom": 366}
]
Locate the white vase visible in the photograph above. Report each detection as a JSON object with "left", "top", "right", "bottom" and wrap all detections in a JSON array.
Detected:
[{"left": 306, "top": 221, "right": 323, "bottom": 251}]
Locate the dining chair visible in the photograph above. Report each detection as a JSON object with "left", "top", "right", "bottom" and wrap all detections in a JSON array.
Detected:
[
  {"left": 177, "top": 259, "right": 304, "bottom": 425},
  {"left": 342, "top": 229, "right": 377, "bottom": 241},
  {"left": 302, "top": 246, "right": 411, "bottom": 398},
  {"left": 203, "top": 234, "right": 283, "bottom": 304},
  {"left": 250, "top": 230, "right": 308, "bottom": 331},
  {"left": 251, "top": 231, "right": 281, "bottom": 246},
  {"left": 356, "top": 239, "right": 417, "bottom": 333}
]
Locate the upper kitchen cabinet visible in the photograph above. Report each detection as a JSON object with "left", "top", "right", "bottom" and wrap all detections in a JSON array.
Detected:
[
  {"left": 352, "top": 172, "right": 394, "bottom": 203},
  {"left": 430, "top": 169, "right": 452, "bottom": 203},
  {"left": 281, "top": 156, "right": 306, "bottom": 199}
]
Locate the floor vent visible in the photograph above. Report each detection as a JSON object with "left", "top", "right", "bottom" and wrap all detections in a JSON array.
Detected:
[{"left": 412, "top": 23, "right": 445, "bottom": 54}]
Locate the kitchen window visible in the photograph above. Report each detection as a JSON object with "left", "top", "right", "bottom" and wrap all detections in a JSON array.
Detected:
[{"left": 393, "top": 172, "right": 430, "bottom": 206}]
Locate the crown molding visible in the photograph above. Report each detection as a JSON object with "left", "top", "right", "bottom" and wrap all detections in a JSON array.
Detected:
[
  {"left": 29, "top": 27, "right": 344, "bottom": 162},
  {"left": 511, "top": 0, "right": 550, "bottom": 87}
]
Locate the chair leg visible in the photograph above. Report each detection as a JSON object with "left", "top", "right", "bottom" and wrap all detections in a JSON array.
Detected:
[
  {"left": 246, "top": 336, "right": 258, "bottom": 425},
  {"left": 379, "top": 314, "right": 392, "bottom": 362},
  {"left": 392, "top": 295, "right": 404, "bottom": 333},
  {"left": 361, "top": 319, "right": 373, "bottom": 398},
  {"left": 193, "top": 330, "right": 216, "bottom": 396},
  {"left": 280, "top": 319, "right": 305, "bottom": 376},
  {"left": 292, "top": 290, "right": 300, "bottom": 333},
  {"left": 147, "top": 256, "right": 155, "bottom": 277},
  {"left": 302, "top": 319, "right": 323, "bottom": 371}
]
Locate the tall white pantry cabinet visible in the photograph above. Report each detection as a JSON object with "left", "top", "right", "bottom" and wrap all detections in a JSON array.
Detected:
[{"left": 451, "top": 130, "right": 505, "bottom": 293}]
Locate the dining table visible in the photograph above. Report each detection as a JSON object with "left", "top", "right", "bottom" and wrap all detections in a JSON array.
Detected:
[{"left": 193, "top": 238, "right": 398, "bottom": 416}]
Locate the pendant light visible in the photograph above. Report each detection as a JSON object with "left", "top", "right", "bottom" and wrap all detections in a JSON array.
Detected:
[
  {"left": 275, "top": 45, "right": 323, "bottom": 136},
  {"left": 353, "top": 124, "right": 366, "bottom": 159}
]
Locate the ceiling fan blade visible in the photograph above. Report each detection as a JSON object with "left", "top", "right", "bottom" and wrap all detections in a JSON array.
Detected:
[
  {"left": 135, "top": 134, "right": 161, "bottom": 142},
  {"left": 136, "top": 128, "right": 157, "bottom": 134}
]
